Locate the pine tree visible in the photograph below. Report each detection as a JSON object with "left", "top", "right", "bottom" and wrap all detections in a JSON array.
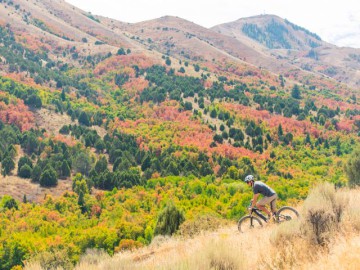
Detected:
[
  {"left": 39, "top": 167, "right": 58, "bottom": 187},
  {"left": 154, "top": 202, "right": 185, "bottom": 236},
  {"left": 277, "top": 124, "right": 283, "bottom": 137},
  {"left": 291, "top": 84, "right": 301, "bottom": 99},
  {"left": 61, "top": 160, "right": 71, "bottom": 179},
  {"left": 345, "top": 148, "right": 360, "bottom": 187},
  {"left": 1, "top": 156, "right": 15, "bottom": 176}
]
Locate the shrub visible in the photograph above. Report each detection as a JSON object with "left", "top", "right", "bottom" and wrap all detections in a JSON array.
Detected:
[
  {"left": 178, "top": 214, "right": 224, "bottom": 238},
  {"left": 345, "top": 148, "right": 360, "bottom": 187},
  {"left": 39, "top": 167, "right": 58, "bottom": 187},
  {"left": 270, "top": 220, "right": 301, "bottom": 246},
  {"left": 17, "top": 156, "right": 33, "bottom": 175},
  {"left": 154, "top": 202, "right": 185, "bottom": 236},
  {"left": 115, "top": 239, "right": 143, "bottom": 252},
  {"left": 301, "top": 182, "right": 348, "bottom": 245},
  {"left": 31, "top": 165, "right": 42, "bottom": 182},
  {"left": 0, "top": 195, "right": 18, "bottom": 210},
  {"left": 19, "top": 164, "right": 32, "bottom": 178},
  {"left": 1, "top": 156, "right": 15, "bottom": 176},
  {"left": 25, "top": 94, "right": 42, "bottom": 109},
  {"left": 59, "top": 125, "right": 70, "bottom": 135},
  {"left": 35, "top": 249, "right": 73, "bottom": 270},
  {"left": 78, "top": 249, "right": 110, "bottom": 266}
]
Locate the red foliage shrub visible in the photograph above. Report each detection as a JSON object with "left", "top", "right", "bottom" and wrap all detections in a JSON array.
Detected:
[{"left": 0, "top": 99, "right": 34, "bottom": 131}]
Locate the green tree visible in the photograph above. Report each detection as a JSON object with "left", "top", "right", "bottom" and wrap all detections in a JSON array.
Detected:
[
  {"left": 165, "top": 58, "right": 171, "bottom": 66},
  {"left": 1, "top": 156, "right": 15, "bottom": 176},
  {"left": 61, "top": 160, "right": 71, "bottom": 179},
  {"left": 277, "top": 124, "right": 283, "bottom": 137},
  {"left": 117, "top": 48, "right": 126, "bottom": 55},
  {"left": 141, "top": 155, "right": 151, "bottom": 171},
  {"left": 154, "top": 202, "right": 185, "bottom": 236},
  {"left": 25, "top": 94, "right": 42, "bottom": 109},
  {"left": 78, "top": 111, "right": 91, "bottom": 126},
  {"left": 31, "top": 165, "right": 42, "bottom": 182},
  {"left": 19, "top": 164, "right": 32, "bottom": 178},
  {"left": 184, "top": 101, "right": 192, "bottom": 111},
  {"left": 345, "top": 149, "right": 360, "bottom": 187},
  {"left": 115, "top": 167, "right": 142, "bottom": 188},
  {"left": 0, "top": 195, "right": 18, "bottom": 210},
  {"left": 94, "top": 140, "right": 106, "bottom": 153},
  {"left": 39, "top": 167, "right": 58, "bottom": 187},
  {"left": 210, "top": 109, "right": 217, "bottom": 118},
  {"left": 95, "top": 156, "right": 108, "bottom": 174},
  {"left": 73, "top": 174, "right": 89, "bottom": 213},
  {"left": 73, "top": 152, "right": 92, "bottom": 176},
  {"left": 291, "top": 84, "right": 301, "bottom": 99},
  {"left": 17, "top": 156, "right": 33, "bottom": 175}
]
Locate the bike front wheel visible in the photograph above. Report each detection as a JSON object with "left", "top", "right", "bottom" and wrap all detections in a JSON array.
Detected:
[
  {"left": 237, "top": 215, "right": 263, "bottom": 233},
  {"left": 276, "top": 206, "right": 299, "bottom": 223}
]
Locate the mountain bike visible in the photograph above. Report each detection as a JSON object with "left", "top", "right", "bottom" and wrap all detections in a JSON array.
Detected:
[{"left": 237, "top": 202, "right": 299, "bottom": 233}]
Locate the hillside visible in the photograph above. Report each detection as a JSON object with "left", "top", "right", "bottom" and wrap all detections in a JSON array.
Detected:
[
  {"left": 25, "top": 184, "right": 360, "bottom": 269},
  {"left": 0, "top": 0, "right": 360, "bottom": 269}
]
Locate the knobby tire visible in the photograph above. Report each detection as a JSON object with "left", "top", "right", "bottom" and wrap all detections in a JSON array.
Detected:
[
  {"left": 276, "top": 206, "right": 299, "bottom": 223},
  {"left": 238, "top": 215, "right": 263, "bottom": 233}
]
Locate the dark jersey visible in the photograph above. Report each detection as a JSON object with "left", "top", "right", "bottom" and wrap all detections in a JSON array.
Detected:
[{"left": 253, "top": 181, "right": 276, "bottom": 197}]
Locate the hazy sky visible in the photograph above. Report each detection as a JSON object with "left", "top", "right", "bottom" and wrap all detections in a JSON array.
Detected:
[{"left": 66, "top": 0, "right": 360, "bottom": 48}]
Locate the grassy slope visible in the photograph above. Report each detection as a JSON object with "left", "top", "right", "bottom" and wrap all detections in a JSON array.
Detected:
[{"left": 25, "top": 185, "right": 360, "bottom": 270}]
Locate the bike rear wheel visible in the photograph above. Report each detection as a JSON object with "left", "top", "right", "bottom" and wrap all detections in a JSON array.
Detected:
[
  {"left": 276, "top": 206, "right": 299, "bottom": 223},
  {"left": 238, "top": 216, "right": 263, "bottom": 233}
]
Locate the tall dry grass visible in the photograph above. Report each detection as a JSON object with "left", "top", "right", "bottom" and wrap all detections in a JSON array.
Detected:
[{"left": 25, "top": 184, "right": 360, "bottom": 270}]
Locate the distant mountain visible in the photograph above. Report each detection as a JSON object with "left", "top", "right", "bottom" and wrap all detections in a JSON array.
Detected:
[
  {"left": 212, "top": 15, "right": 360, "bottom": 87},
  {"left": 212, "top": 15, "right": 324, "bottom": 51}
]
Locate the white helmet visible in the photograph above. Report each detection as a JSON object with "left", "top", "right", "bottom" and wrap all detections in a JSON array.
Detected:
[{"left": 244, "top": 175, "right": 254, "bottom": 183}]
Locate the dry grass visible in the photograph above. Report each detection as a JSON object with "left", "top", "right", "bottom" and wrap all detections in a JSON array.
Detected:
[{"left": 24, "top": 185, "right": 360, "bottom": 270}]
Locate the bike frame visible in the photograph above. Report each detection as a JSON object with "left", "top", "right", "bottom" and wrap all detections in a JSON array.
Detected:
[{"left": 251, "top": 207, "right": 268, "bottom": 223}]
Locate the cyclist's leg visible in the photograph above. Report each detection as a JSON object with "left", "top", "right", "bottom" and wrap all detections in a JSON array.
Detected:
[
  {"left": 270, "top": 194, "right": 278, "bottom": 215},
  {"left": 257, "top": 195, "right": 277, "bottom": 219},
  {"left": 256, "top": 197, "right": 271, "bottom": 216}
]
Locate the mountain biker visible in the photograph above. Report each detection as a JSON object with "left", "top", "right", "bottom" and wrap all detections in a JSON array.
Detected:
[{"left": 244, "top": 175, "right": 277, "bottom": 221}]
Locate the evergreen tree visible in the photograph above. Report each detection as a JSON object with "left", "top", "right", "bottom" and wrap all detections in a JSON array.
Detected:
[
  {"left": 95, "top": 156, "right": 108, "bottom": 174},
  {"left": 94, "top": 140, "right": 106, "bottom": 153},
  {"left": 210, "top": 109, "right": 217, "bottom": 118},
  {"left": 277, "top": 124, "right": 283, "bottom": 137},
  {"left": 19, "top": 164, "right": 32, "bottom": 178},
  {"left": 39, "top": 167, "right": 58, "bottom": 187},
  {"left": 31, "top": 165, "right": 42, "bottom": 182},
  {"left": 61, "top": 160, "right": 71, "bottom": 179},
  {"left": 17, "top": 156, "right": 33, "bottom": 175},
  {"left": 117, "top": 48, "right": 126, "bottom": 55},
  {"left": 25, "top": 94, "right": 42, "bottom": 109},
  {"left": 154, "top": 202, "right": 185, "bottom": 236},
  {"left": 1, "top": 156, "right": 15, "bottom": 176},
  {"left": 305, "top": 133, "right": 312, "bottom": 145},
  {"left": 78, "top": 111, "right": 91, "bottom": 126},
  {"left": 141, "top": 155, "right": 151, "bottom": 171},
  {"left": 345, "top": 148, "right": 360, "bottom": 187},
  {"left": 73, "top": 175, "right": 89, "bottom": 213},
  {"left": 291, "top": 84, "right": 301, "bottom": 99},
  {"left": 1, "top": 195, "right": 18, "bottom": 210}
]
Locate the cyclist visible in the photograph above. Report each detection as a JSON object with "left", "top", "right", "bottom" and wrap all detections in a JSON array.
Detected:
[{"left": 244, "top": 175, "right": 277, "bottom": 221}]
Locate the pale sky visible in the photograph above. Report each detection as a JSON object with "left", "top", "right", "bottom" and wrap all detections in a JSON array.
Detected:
[{"left": 66, "top": 0, "right": 360, "bottom": 48}]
